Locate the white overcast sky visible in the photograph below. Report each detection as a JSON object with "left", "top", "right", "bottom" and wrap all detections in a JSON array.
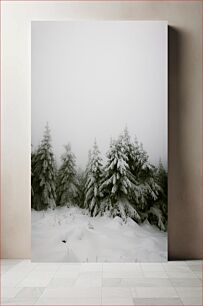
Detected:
[{"left": 32, "top": 21, "right": 167, "bottom": 169}]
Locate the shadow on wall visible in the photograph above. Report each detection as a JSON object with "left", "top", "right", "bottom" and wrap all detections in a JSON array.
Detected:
[{"left": 168, "top": 26, "right": 202, "bottom": 260}]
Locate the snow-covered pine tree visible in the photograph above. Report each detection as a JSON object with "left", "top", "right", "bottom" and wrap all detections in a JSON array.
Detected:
[
  {"left": 121, "top": 127, "right": 148, "bottom": 178},
  {"left": 156, "top": 160, "right": 167, "bottom": 209},
  {"left": 75, "top": 150, "right": 93, "bottom": 209},
  {"left": 147, "top": 160, "right": 168, "bottom": 231},
  {"left": 84, "top": 140, "right": 103, "bottom": 217},
  {"left": 100, "top": 137, "right": 140, "bottom": 222},
  {"left": 32, "top": 123, "right": 56, "bottom": 211},
  {"left": 56, "top": 144, "right": 79, "bottom": 207},
  {"left": 119, "top": 127, "right": 165, "bottom": 229},
  {"left": 75, "top": 168, "right": 86, "bottom": 208},
  {"left": 85, "top": 150, "right": 92, "bottom": 181},
  {"left": 119, "top": 129, "right": 150, "bottom": 208}
]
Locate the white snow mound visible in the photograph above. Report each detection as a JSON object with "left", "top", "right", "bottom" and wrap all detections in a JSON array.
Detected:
[{"left": 32, "top": 206, "right": 167, "bottom": 262}]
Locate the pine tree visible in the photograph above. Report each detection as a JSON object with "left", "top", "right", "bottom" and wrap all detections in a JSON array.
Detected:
[
  {"left": 76, "top": 150, "right": 93, "bottom": 209},
  {"left": 85, "top": 150, "right": 92, "bottom": 181},
  {"left": 56, "top": 144, "right": 78, "bottom": 206},
  {"left": 100, "top": 137, "right": 140, "bottom": 221},
  {"left": 76, "top": 168, "right": 86, "bottom": 208},
  {"left": 32, "top": 123, "right": 56, "bottom": 210},
  {"left": 156, "top": 159, "right": 167, "bottom": 207},
  {"left": 119, "top": 128, "right": 164, "bottom": 228},
  {"left": 157, "top": 160, "right": 168, "bottom": 223},
  {"left": 147, "top": 160, "right": 168, "bottom": 230},
  {"left": 131, "top": 153, "right": 166, "bottom": 231},
  {"left": 119, "top": 129, "right": 148, "bottom": 210},
  {"left": 84, "top": 140, "right": 103, "bottom": 216},
  {"left": 121, "top": 127, "right": 148, "bottom": 178}
]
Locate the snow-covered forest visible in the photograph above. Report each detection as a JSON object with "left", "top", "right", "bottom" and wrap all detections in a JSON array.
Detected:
[{"left": 31, "top": 123, "right": 167, "bottom": 262}]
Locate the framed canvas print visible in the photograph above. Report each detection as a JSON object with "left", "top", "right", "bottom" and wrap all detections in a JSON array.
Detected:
[{"left": 31, "top": 21, "right": 168, "bottom": 262}]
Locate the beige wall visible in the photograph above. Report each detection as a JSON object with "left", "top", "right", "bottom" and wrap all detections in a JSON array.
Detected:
[{"left": 1, "top": 1, "right": 202, "bottom": 259}]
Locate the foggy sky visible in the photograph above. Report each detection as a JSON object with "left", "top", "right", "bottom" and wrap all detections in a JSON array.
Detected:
[{"left": 31, "top": 21, "right": 167, "bottom": 169}]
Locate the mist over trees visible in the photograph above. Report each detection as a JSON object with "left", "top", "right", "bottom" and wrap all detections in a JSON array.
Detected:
[{"left": 31, "top": 124, "right": 168, "bottom": 231}]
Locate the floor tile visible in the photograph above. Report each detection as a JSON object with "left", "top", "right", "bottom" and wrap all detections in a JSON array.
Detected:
[
  {"left": 133, "top": 297, "right": 183, "bottom": 305},
  {"left": 32, "top": 264, "right": 60, "bottom": 273},
  {"left": 47, "top": 277, "right": 76, "bottom": 288},
  {"left": 175, "top": 287, "right": 202, "bottom": 298},
  {"left": 79, "top": 271, "right": 102, "bottom": 278},
  {"left": 135, "top": 287, "right": 178, "bottom": 298},
  {"left": 143, "top": 271, "right": 168, "bottom": 278},
  {"left": 186, "top": 260, "right": 202, "bottom": 266},
  {"left": 102, "top": 278, "right": 122, "bottom": 287},
  {"left": 17, "top": 274, "right": 55, "bottom": 287},
  {"left": 102, "top": 287, "right": 132, "bottom": 298},
  {"left": 2, "top": 262, "right": 37, "bottom": 287},
  {"left": 163, "top": 264, "right": 192, "bottom": 272},
  {"left": 2, "top": 287, "right": 22, "bottom": 299},
  {"left": 166, "top": 271, "right": 197, "bottom": 278},
  {"left": 194, "top": 271, "right": 202, "bottom": 279},
  {"left": 35, "top": 297, "right": 102, "bottom": 305},
  {"left": 102, "top": 297, "right": 134, "bottom": 305},
  {"left": 141, "top": 263, "right": 165, "bottom": 272},
  {"left": 103, "top": 263, "right": 142, "bottom": 272},
  {"left": 1, "top": 265, "right": 16, "bottom": 274},
  {"left": 1, "top": 259, "right": 23, "bottom": 265},
  {"left": 75, "top": 277, "right": 102, "bottom": 287},
  {"left": 180, "top": 296, "right": 202, "bottom": 305},
  {"left": 80, "top": 263, "right": 102, "bottom": 272},
  {"left": 126, "top": 277, "right": 172, "bottom": 287},
  {"left": 170, "top": 277, "right": 202, "bottom": 287},
  {"left": 15, "top": 287, "right": 45, "bottom": 298},
  {"left": 74, "top": 271, "right": 102, "bottom": 287},
  {"left": 53, "top": 270, "right": 80, "bottom": 278},
  {"left": 165, "top": 261, "right": 188, "bottom": 266},
  {"left": 57, "top": 265, "right": 81, "bottom": 272},
  {"left": 41, "top": 287, "right": 101, "bottom": 298},
  {"left": 188, "top": 264, "right": 202, "bottom": 272},
  {"left": 2, "top": 297, "right": 38, "bottom": 305},
  {"left": 103, "top": 271, "right": 144, "bottom": 278}
]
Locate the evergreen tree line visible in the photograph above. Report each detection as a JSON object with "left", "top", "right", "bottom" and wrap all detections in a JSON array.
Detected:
[{"left": 32, "top": 124, "right": 168, "bottom": 231}]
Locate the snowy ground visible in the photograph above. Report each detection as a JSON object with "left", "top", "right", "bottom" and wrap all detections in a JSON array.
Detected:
[{"left": 32, "top": 207, "right": 167, "bottom": 262}]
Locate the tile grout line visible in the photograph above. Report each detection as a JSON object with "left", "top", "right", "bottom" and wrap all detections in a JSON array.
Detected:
[
  {"left": 33, "top": 263, "right": 63, "bottom": 305},
  {"left": 167, "top": 278, "right": 184, "bottom": 306},
  {"left": 164, "top": 267, "right": 202, "bottom": 306},
  {"left": 2, "top": 261, "right": 39, "bottom": 305},
  {"left": 5, "top": 261, "right": 39, "bottom": 289}
]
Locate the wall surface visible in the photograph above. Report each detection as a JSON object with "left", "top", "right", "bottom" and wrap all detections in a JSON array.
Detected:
[{"left": 1, "top": 1, "right": 202, "bottom": 259}]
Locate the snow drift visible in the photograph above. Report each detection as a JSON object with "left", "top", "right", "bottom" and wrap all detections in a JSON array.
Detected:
[{"left": 32, "top": 206, "right": 167, "bottom": 262}]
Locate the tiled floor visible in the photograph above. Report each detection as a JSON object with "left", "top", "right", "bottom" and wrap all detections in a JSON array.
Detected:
[{"left": 1, "top": 260, "right": 202, "bottom": 305}]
